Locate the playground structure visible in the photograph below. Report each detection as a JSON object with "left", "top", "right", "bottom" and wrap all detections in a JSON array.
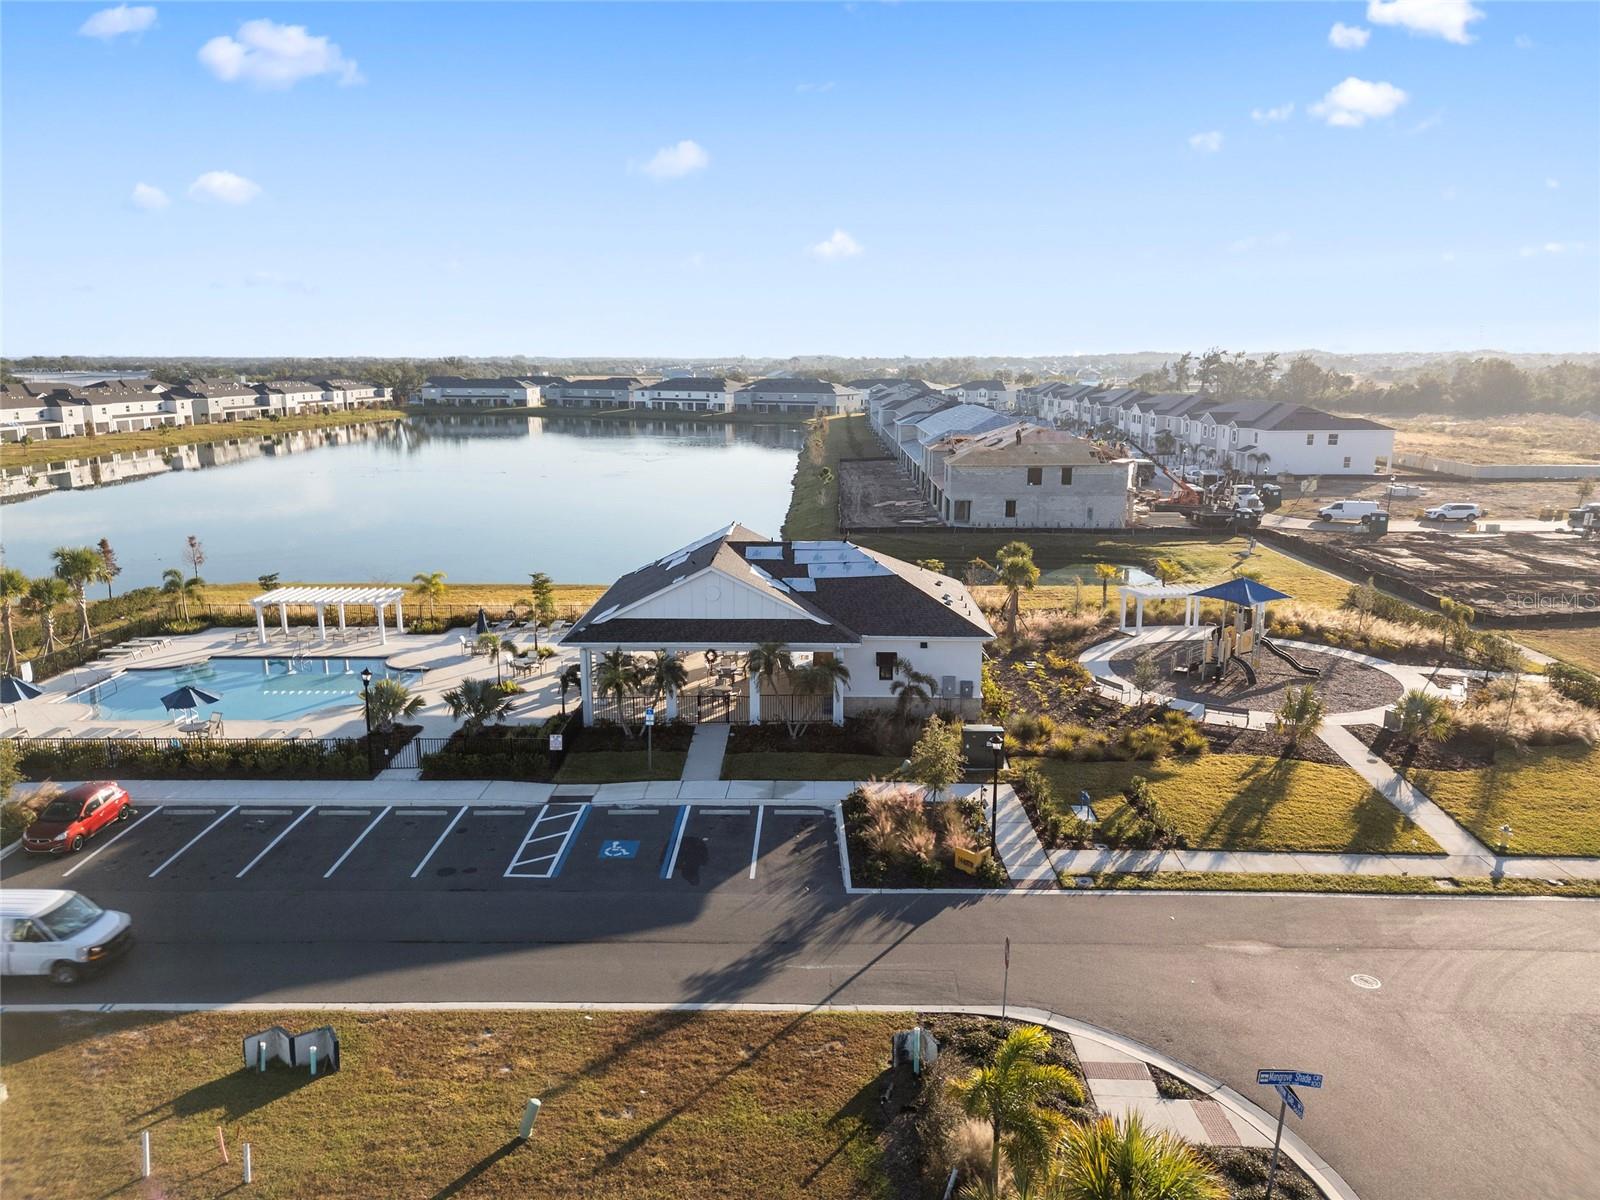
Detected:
[{"left": 1116, "top": 576, "right": 1320, "bottom": 691}]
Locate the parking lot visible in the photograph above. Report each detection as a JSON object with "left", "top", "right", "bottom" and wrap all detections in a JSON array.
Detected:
[{"left": 0, "top": 800, "right": 843, "bottom": 898}]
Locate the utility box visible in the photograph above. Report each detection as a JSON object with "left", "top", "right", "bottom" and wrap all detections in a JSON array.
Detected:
[
  {"left": 892, "top": 1027, "right": 940, "bottom": 1075},
  {"left": 963, "top": 724, "right": 1005, "bottom": 770},
  {"left": 1365, "top": 511, "right": 1391, "bottom": 535}
]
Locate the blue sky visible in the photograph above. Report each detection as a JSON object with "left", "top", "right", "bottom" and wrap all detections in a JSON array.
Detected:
[{"left": 4, "top": 1, "right": 1597, "bottom": 356}]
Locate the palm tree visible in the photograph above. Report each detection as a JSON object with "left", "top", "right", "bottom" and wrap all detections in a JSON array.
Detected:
[
  {"left": 790, "top": 656, "right": 852, "bottom": 730},
  {"left": 947, "top": 1024, "right": 1082, "bottom": 1193},
  {"left": 1043, "top": 1113, "right": 1225, "bottom": 1200},
  {"left": 21, "top": 577, "right": 70, "bottom": 656},
  {"left": 411, "top": 571, "right": 447, "bottom": 622},
  {"left": 366, "top": 677, "right": 424, "bottom": 732},
  {"left": 997, "top": 542, "right": 1039, "bottom": 638},
  {"left": 890, "top": 657, "right": 939, "bottom": 726},
  {"left": 1274, "top": 685, "right": 1326, "bottom": 746},
  {"left": 595, "top": 648, "right": 644, "bottom": 729},
  {"left": 51, "top": 546, "right": 103, "bottom": 644},
  {"left": 96, "top": 538, "right": 121, "bottom": 600},
  {"left": 745, "top": 641, "right": 793, "bottom": 710},
  {"left": 441, "top": 677, "right": 512, "bottom": 731},
  {"left": 162, "top": 568, "right": 188, "bottom": 620},
  {"left": 1395, "top": 688, "right": 1452, "bottom": 747},
  {"left": 0, "top": 567, "right": 27, "bottom": 675},
  {"left": 646, "top": 649, "right": 689, "bottom": 711},
  {"left": 558, "top": 662, "right": 582, "bottom": 715},
  {"left": 1151, "top": 558, "right": 1185, "bottom": 587},
  {"left": 1092, "top": 562, "right": 1120, "bottom": 610},
  {"left": 476, "top": 632, "right": 504, "bottom": 684}
]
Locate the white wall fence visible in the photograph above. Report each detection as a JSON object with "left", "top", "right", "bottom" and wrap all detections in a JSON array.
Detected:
[{"left": 1393, "top": 452, "right": 1600, "bottom": 481}]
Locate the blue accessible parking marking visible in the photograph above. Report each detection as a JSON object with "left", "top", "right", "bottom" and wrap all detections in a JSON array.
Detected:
[{"left": 599, "top": 839, "right": 640, "bottom": 861}]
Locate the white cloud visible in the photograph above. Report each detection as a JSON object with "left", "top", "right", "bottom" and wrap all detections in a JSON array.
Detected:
[
  {"left": 79, "top": 5, "right": 156, "bottom": 39},
  {"left": 130, "top": 182, "right": 169, "bottom": 210},
  {"left": 1366, "top": 0, "right": 1484, "bottom": 44},
  {"left": 1329, "top": 22, "right": 1371, "bottom": 49},
  {"left": 1514, "top": 34, "right": 1534, "bottom": 50},
  {"left": 1546, "top": 178, "right": 1560, "bottom": 190},
  {"left": 809, "top": 229, "right": 862, "bottom": 261},
  {"left": 188, "top": 170, "right": 261, "bottom": 205},
  {"left": 638, "top": 140, "right": 709, "bottom": 180},
  {"left": 198, "top": 19, "right": 362, "bottom": 88},
  {"left": 1251, "top": 103, "right": 1295, "bottom": 124},
  {"left": 1520, "top": 242, "right": 1585, "bottom": 257},
  {"left": 1228, "top": 231, "right": 1292, "bottom": 254},
  {"left": 1188, "top": 130, "right": 1224, "bottom": 153},
  {"left": 796, "top": 81, "right": 836, "bottom": 94},
  {"left": 1311, "top": 77, "right": 1409, "bottom": 127}
]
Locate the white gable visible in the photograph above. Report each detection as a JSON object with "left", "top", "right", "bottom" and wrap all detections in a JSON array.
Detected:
[{"left": 610, "top": 565, "right": 824, "bottom": 623}]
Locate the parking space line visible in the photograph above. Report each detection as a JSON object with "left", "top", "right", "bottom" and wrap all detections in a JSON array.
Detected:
[
  {"left": 662, "top": 805, "right": 691, "bottom": 880},
  {"left": 410, "top": 806, "right": 467, "bottom": 879},
  {"left": 61, "top": 806, "right": 163, "bottom": 879},
  {"left": 235, "top": 807, "right": 315, "bottom": 878},
  {"left": 505, "top": 805, "right": 587, "bottom": 879},
  {"left": 323, "top": 807, "right": 391, "bottom": 879},
  {"left": 548, "top": 806, "right": 590, "bottom": 877},
  {"left": 149, "top": 806, "right": 238, "bottom": 878},
  {"left": 749, "top": 805, "right": 763, "bottom": 880}
]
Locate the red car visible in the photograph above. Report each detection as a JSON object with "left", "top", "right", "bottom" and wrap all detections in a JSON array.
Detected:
[{"left": 22, "top": 782, "right": 132, "bottom": 854}]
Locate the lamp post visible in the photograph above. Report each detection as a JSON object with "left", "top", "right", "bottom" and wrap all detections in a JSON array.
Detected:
[
  {"left": 360, "top": 667, "right": 375, "bottom": 775},
  {"left": 986, "top": 733, "right": 1004, "bottom": 856}
]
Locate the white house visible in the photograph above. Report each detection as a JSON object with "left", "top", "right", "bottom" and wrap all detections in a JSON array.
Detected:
[
  {"left": 734, "top": 378, "right": 863, "bottom": 416},
  {"left": 316, "top": 379, "right": 385, "bottom": 408},
  {"left": 177, "top": 380, "right": 265, "bottom": 424},
  {"left": 254, "top": 381, "right": 324, "bottom": 415},
  {"left": 0, "top": 384, "right": 85, "bottom": 441},
  {"left": 630, "top": 377, "right": 736, "bottom": 413},
  {"left": 928, "top": 425, "right": 1137, "bottom": 529},
  {"left": 543, "top": 377, "right": 640, "bottom": 408},
  {"left": 564, "top": 523, "right": 994, "bottom": 725},
  {"left": 416, "top": 377, "right": 545, "bottom": 406},
  {"left": 945, "top": 379, "right": 1017, "bottom": 411}
]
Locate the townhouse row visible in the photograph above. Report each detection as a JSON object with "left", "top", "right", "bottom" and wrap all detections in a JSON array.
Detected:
[
  {"left": 1018, "top": 381, "right": 1394, "bottom": 476},
  {"left": 415, "top": 375, "right": 866, "bottom": 416},
  {"left": 865, "top": 380, "right": 1138, "bottom": 530},
  {"left": 0, "top": 377, "right": 388, "bottom": 443}
]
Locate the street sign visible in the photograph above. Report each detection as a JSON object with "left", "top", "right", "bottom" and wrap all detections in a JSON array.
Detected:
[
  {"left": 1291, "top": 1071, "right": 1323, "bottom": 1089},
  {"left": 599, "top": 840, "right": 639, "bottom": 860},
  {"left": 1273, "top": 1084, "right": 1304, "bottom": 1119},
  {"left": 644, "top": 708, "right": 656, "bottom": 726},
  {"left": 1257, "top": 1068, "right": 1322, "bottom": 1089},
  {"left": 549, "top": 734, "right": 563, "bottom": 752}
]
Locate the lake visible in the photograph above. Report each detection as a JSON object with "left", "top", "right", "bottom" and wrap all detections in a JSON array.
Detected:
[{"left": 0, "top": 415, "right": 806, "bottom": 588}]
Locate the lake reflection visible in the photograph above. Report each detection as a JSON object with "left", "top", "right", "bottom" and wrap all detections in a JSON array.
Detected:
[{"left": 0, "top": 414, "right": 805, "bottom": 587}]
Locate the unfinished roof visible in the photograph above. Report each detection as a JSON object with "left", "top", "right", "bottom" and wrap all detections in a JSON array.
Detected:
[{"left": 943, "top": 424, "right": 1105, "bottom": 466}]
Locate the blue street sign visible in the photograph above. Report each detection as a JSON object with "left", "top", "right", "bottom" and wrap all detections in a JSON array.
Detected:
[
  {"left": 1257, "top": 1069, "right": 1295, "bottom": 1086},
  {"left": 599, "top": 839, "right": 640, "bottom": 860},
  {"left": 1292, "top": 1072, "right": 1324, "bottom": 1089},
  {"left": 1274, "top": 1084, "right": 1304, "bottom": 1119}
]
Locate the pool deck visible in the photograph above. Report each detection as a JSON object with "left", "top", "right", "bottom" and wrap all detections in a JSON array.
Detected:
[{"left": 14, "top": 627, "right": 579, "bottom": 742}]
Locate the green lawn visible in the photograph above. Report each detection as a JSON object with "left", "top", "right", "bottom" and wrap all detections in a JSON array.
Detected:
[
  {"left": 1071, "top": 871, "right": 1600, "bottom": 897},
  {"left": 1023, "top": 754, "right": 1445, "bottom": 854},
  {"left": 782, "top": 413, "right": 885, "bottom": 540},
  {"left": 0, "top": 1009, "right": 902, "bottom": 1200},
  {"left": 721, "top": 752, "right": 904, "bottom": 781},
  {"left": 1414, "top": 744, "right": 1600, "bottom": 856},
  {"left": 554, "top": 750, "right": 687, "bottom": 784},
  {"left": 1515, "top": 627, "right": 1600, "bottom": 675}
]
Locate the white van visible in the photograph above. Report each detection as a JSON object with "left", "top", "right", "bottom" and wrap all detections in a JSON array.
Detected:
[
  {"left": 1317, "top": 500, "right": 1381, "bottom": 522},
  {"left": 1, "top": 889, "right": 132, "bottom": 985}
]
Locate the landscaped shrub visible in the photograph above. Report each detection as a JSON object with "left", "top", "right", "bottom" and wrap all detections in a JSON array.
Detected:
[
  {"left": 1456, "top": 683, "right": 1600, "bottom": 746},
  {"left": 1119, "top": 776, "right": 1187, "bottom": 850},
  {"left": 14, "top": 736, "right": 370, "bottom": 780},
  {"left": 1, "top": 800, "right": 36, "bottom": 846},
  {"left": 842, "top": 782, "right": 1001, "bottom": 887},
  {"left": 1006, "top": 759, "right": 1090, "bottom": 849},
  {"left": 1549, "top": 663, "right": 1600, "bottom": 710},
  {"left": 1270, "top": 598, "right": 1445, "bottom": 661}
]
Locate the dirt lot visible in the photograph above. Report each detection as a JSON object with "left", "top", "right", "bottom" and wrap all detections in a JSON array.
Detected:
[
  {"left": 1380, "top": 414, "right": 1600, "bottom": 465},
  {"left": 1272, "top": 472, "right": 1591, "bottom": 520},
  {"left": 1265, "top": 530, "right": 1600, "bottom": 620},
  {"left": 838, "top": 457, "right": 940, "bottom": 529}
]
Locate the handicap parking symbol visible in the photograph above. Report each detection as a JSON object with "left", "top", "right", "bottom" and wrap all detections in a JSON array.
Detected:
[{"left": 599, "top": 839, "right": 640, "bottom": 861}]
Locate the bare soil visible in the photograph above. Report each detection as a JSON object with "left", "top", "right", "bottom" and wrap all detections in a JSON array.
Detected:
[{"left": 839, "top": 457, "right": 941, "bottom": 530}]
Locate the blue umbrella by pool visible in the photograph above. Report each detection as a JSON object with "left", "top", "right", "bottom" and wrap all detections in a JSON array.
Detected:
[
  {"left": 0, "top": 674, "right": 43, "bottom": 705},
  {"left": 160, "top": 685, "right": 222, "bottom": 713},
  {"left": 474, "top": 607, "right": 490, "bottom": 635}
]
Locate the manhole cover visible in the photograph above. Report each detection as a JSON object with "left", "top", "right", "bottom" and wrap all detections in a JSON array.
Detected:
[{"left": 1350, "top": 973, "right": 1382, "bottom": 990}]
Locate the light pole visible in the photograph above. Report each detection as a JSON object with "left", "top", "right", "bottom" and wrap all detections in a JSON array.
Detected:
[
  {"left": 986, "top": 733, "right": 1004, "bottom": 856},
  {"left": 360, "top": 667, "right": 375, "bottom": 775}
]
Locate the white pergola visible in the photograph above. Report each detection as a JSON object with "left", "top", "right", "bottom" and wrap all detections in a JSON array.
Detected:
[
  {"left": 249, "top": 585, "right": 406, "bottom": 646},
  {"left": 1118, "top": 583, "right": 1206, "bottom": 632}
]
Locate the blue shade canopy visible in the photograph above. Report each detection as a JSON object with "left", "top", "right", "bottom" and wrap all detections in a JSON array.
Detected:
[
  {"left": 474, "top": 607, "right": 490, "bottom": 634},
  {"left": 160, "top": 685, "right": 222, "bottom": 711},
  {"left": 0, "top": 675, "right": 43, "bottom": 704},
  {"left": 1191, "top": 578, "right": 1291, "bottom": 605}
]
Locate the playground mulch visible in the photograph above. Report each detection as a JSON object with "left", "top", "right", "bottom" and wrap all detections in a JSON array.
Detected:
[{"left": 1108, "top": 642, "right": 1404, "bottom": 715}]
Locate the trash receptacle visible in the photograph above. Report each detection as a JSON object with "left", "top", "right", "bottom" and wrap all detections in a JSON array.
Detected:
[{"left": 1367, "top": 511, "right": 1390, "bottom": 535}]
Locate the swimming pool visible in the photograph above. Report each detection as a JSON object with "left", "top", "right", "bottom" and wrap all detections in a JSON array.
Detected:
[{"left": 78, "top": 657, "right": 424, "bottom": 723}]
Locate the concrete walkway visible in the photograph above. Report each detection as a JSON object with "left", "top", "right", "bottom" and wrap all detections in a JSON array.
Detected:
[
  {"left": 1053, "top": 845, "right": 1600, "bottom": 882},
  {"left": 1316, "top": 723, "right": 1493, "bottom": 857},
  {"left": 990, "top": 784, "right": 1058, "bottom": 888},
  {"left": 681, "top": 724, "right": 731, "bottom": 781}
]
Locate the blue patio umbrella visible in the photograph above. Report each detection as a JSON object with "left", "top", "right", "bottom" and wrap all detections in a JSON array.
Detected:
[
  {"left": 160, "top": 684, "right": 222, "bottom": 714},
  {"left": 1190, "top": 577, "right": 1292, "bottom": 606},
  {"left": 474, "top": 607, "right": 490, "bottom": 635},
  {"left": 0, "top": 674, "right": 43, "bottom": 705}
]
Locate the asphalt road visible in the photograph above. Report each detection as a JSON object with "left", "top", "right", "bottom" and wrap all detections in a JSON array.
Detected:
[{"left": 4, "top": 803, "right": 1598, "bottom": 1200}]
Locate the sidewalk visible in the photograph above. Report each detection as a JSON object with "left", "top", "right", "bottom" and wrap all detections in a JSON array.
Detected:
[
  {"left": 1316, "top": 724, "right": 1492, "bottom": 857},
  {"left": 1053, "top": 846, "right": 1600, "bottom": 882},
  {"left": 681, "top": 724, "right": 730, "bottom": 781},
  {"left": 990, "top": 784, "right": 1058, "bottom": 888}
]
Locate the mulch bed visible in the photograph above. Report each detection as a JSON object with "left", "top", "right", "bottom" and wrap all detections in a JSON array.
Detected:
[
  {"left": 1204, "top": 724, "right": 1345, "bottom": 765},
  {"left": 1347, "top": 723, "right": 1497, "bottom": 771},
  {"left": 1109, "top": 642, "right": 1403, "bottom": 715}
]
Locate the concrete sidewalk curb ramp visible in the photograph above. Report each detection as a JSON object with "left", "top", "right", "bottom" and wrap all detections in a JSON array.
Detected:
[{"left": 0, "top": 999, "right": 1357, "bottom": 1200}]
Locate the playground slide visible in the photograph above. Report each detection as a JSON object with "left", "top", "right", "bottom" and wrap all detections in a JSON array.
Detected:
[
  {"left": 1260, "top": 637, "right": 1321, "bottom": 677},
  {"left": 1224, "top": 655, "right": 1257, "bottom": 687}
]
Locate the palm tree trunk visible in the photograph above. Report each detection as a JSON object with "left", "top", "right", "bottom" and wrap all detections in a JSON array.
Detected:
[
  {"left": 990, "top": 1117, "right": 1003, "bottom": 1191},
  {"left": 2, "top": 608, "right": 16, "bottom": 675},
  {"left": 77, "top": 590, "right": 93, "bottom": 643}
]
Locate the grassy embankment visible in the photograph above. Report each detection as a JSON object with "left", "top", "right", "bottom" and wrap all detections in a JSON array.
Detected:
[
  {"left": 1413, "top": 744, "right": 1600, "bottom": 857},
  {"left": 0, "top": 408, "right": 408, "bottom": 472},
  {"left": 1076, "top": 872, "right": 1600, "bottom": 897},
  {"left": 1515, "top": 629, "right": 1600, "bottom": 675},
  {"left": 0, "top": 1009, "right": 902, "bottom": 1200},
  {"left": 782, "top": 411, "right": 888, "bottom": 541},
  {"left": 1022, "top": 755, "right": 1445, "bottom": 854}
]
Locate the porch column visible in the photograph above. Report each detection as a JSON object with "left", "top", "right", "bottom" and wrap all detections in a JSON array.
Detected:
[
  {"left": 1135, "top": 596, "right": 1146, "bottom": 631},
  {"left": 579, "top": 648, "right": 594, "bottom": 726},
  {"left": 748, "top": 667, "right": 761, "bottom": 724},
  {"left": 395, "top": 598, "right": 405, "bottom": 634},
  {"left": 279, "top": 602, "right": 290, "bottom": 637},
  {"left": 666, "top": 684, "right": 679, "bottom": 720},
  {"left": 376, "top": 602, "right": 388, "bottom": 645},
  {"left": 316, "top": 604, "right": 327, "bottom": 642},
  {"left": 338, "top": 603, "right": 347, "bottom": 632},
  {"left": 1118, "top": 589, "right": 1128, "bottom": 630},
  {"left": 832, "top": 680, "right": 845, "bottom": 726},
  {"left": 254, "top": 602, "right": 268, "bottom": 646}
]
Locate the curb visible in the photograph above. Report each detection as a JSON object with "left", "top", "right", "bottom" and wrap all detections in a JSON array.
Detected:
[{"left": 0, "top": 999, "right": 1357, "bottom": 1199}]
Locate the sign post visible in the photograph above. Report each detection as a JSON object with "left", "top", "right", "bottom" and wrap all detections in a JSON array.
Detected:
[
  {"left": 1001, "top": 937, "right": 1011, "bottom": 1019},
  {"left": 644, "top": 706, "right": 655, "bottom": 772},
  {"left": 1255, "top": 1069, "right": 1321, "bottom": 1200}
]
